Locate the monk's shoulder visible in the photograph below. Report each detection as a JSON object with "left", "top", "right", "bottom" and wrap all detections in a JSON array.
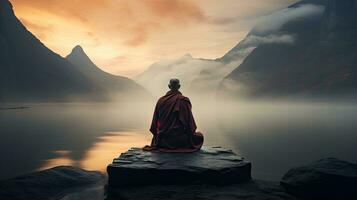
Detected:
[
  {"left": 157, "top": 96, "right": 164, "bottom": 102},
  {"left": 156, "top": 97, "right": 165, "bottom": 106},
  {"left": 180, "top": 95, "right": 191, "bottom": 104}
]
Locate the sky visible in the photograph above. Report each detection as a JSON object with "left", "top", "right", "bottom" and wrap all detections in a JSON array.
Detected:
[{"left": 11, "top": 0, "right": 297, "bottom": 77}]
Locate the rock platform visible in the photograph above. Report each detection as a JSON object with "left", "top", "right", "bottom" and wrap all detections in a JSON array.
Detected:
[{"left": 107, "top": 146, "right": 251, "bottom": 187}]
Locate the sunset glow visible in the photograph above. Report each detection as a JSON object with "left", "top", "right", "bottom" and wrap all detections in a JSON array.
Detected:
[
  {"left": 11, "top": 0, "right": 297, "bottom": 77},
  {"left": 40, "top": 131, "right": 152, "bottom": 172}
]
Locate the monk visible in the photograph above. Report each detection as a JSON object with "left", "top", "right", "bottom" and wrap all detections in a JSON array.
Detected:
[{"left": 143, "top": 78, "right": 204, "bottom": 152}]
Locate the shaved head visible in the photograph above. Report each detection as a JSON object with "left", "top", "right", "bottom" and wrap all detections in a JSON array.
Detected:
[{"left": 168, "top": 78, "right": 181, "bottom": 91}]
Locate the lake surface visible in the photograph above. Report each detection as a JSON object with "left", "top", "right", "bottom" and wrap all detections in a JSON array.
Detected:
[{"left": 1, "top": 101, "right": 357, "bottom": 181}]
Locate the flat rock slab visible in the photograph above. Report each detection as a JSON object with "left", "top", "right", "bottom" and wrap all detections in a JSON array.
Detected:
[
  {"left": 107, "top": 146, "right": 251, "bottom": 187},
  {"left": 281, "top": 158, "right": 357, "bottom": 200}
]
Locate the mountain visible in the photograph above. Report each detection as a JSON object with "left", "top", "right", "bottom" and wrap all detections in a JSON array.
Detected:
[
  {"left": 221, "top": 0, "right": 357, "bottom": 98},
  {"left": 0, "top": 0, "right": 148, "bottom": 102},
  {"left": 66, "top": 46, "right": 150, "bottom": 100},
  {"left": 217, "top": 0, "right": 326, "bottom": 64},
  {"left": 321, "top": 0, "right": 357, "bottom": 42},
  {"left": 0, "top": 0, "right": 99, "bottom": 102}
]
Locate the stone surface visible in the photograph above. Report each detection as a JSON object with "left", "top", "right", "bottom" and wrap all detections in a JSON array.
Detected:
[
  {"left": 106, "top": 180, "right": 297, "bottom": 200},
  {"left": 0, "top": 166, "right": 104, "bottom": 200},
  {"left": 281, "top": 158, "right": 357, "bottom": 200},
  {"left": 60, "top": 180, "right": 297, "bottom": 200},
  {"left": 107, "top": 146, "right": 251, "bottom": 187}
]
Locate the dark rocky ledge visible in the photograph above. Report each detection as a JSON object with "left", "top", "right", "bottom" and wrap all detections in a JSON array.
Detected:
[
  {"left": 281, "top": 158, "right": 357, "bottom": 200},
  {"left": 107, "top": 146, "right": 252, "bottom": 187},
  {"left": 0, "top": 166, "right": 104, "bottom": 200},
  {"left": 106, "top": 180, "right": 297, "bottom": 200}
]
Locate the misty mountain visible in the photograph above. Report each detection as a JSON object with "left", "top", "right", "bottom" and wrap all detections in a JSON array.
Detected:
[
  {"left": 221, "top": 0, "right": 357, "bottom": 98},
  {"left": 134, "top": 53, "right": 243, "bottom": 99},
  {"left": 134, "top": 1, "right": 327, "bottom": 99},
  {"left": 0, "top": 0, "right": 148, "bottom": 102},
  {"left": 66, "top": 46, "right": 150, "bottom": 100},
  {"left": 217, "top": 0, "right": 326, "bottom": 64}
]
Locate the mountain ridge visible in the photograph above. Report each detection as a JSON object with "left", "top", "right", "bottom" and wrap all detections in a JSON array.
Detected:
[
  {"left": 220, "top": 0, "right": 357, "bottom": 98},
  {"left": 66, "top": 45, "right": 151, "bottom": 100},
  {"left": 0, "top": 0, "right": 149, "bottom": 102},
  {"left": 0, "top": 0, "right": 100, "bottom": 102}
]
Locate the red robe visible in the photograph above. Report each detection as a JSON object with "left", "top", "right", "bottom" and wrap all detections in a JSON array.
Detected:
[{"left": 144, "top": 90, "right": 204, "bottom": 152}]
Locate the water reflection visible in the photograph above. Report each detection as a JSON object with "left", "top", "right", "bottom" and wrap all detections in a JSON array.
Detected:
[
  {"left": 40, "top": 150, "right": 76, "bottom": 170},
  {"left": 40, "top": 131, "right": 151, "bottom": 172},
  {"left": 0, "top": 103, "right": 153, "bottom": 180}
]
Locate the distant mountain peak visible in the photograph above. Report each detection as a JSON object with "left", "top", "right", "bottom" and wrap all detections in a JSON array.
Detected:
[
  {"left": 67, "top": 45, "right": 96, "bottom": 71},
  {"left": 70, "top": 45, "right": 86, "bottom": 56},
  {"left": 67, "top": 45, "right": 121, "bottom": 79},
  {"left": 67, "top": 45, "right": 94, "bottom": 65},
  {"left": 182, "top": 53, "right": 193, "bottom": 59},
  {"left": 73, "top": 45, "right": 84, "bottom": 51}
]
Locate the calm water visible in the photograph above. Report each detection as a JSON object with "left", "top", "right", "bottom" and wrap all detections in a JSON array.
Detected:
[{"left": 1, "top": 101, "right": 357, "bottom": 181}]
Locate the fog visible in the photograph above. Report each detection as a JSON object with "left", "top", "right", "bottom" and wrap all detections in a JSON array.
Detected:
[
  {"left": 253, "top": 4, "right": 325, "bottom": 34},
  {"left": 1, "top": 99, "right": 357, "bottom": 181},
  {"left": 135, "top": 55, "right": 243, "bottom": 99},
  {"left": 134, "top": 4, "right": 327, "bottom": 101}
]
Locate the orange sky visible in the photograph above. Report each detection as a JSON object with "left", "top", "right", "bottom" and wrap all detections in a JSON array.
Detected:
[{"left": 10, "top": 0, "right": 296, "bottom": 77}]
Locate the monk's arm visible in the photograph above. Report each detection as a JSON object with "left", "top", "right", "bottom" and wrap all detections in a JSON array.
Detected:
[
  {"left": 180, "top": 98, "right": 197, "bottom": 134},
  {"left": 149, "top": 103, "right": 159, "bottom": 135}
]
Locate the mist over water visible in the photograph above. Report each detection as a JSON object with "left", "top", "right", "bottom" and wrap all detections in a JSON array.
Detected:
[{"left": 1, "top": 99, "right": 357, "bottom": 181}]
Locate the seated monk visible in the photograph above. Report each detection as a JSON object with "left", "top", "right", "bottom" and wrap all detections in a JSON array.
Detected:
[{"left": 143, "top": 78, "right": 204, "bottom": 152}]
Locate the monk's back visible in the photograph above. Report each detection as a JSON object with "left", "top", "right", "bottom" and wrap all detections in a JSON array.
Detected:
[
  {"left": 145, "top": 79, "right": 203, "bottom": 152},
  {"left": 155, "top": 91, "right": 192, "bottom": 134}
]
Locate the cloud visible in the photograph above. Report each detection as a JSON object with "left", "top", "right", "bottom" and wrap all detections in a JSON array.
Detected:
[
  {"left": 19, "top": 18, "right": 53, "bottom": 39},
  {"left": 143, "top": 0, "right": 205, "bottom": 23},
  {"left": 12, "top": 0, "right": 211, "bottom": 47},
  {"left": 220, "top": 33, "right": 295, "bottom": 65},
  {"left": 207, "top": 16, "right": 237, "bottom": 25},
  {"left": 135, "top": 54, "right": 245, "bottom": 98},
  {"left": 243, "top": 34, "right": 295, "bottom": 46},
  {"left": 253, "top": 4, "right": 325, "bottom": 34},
  {"left": 103, "top": 55, "right": 128, "bottom": 69},
  {"left": 123, "top": 26, "right": 150, "bottom": 47}
]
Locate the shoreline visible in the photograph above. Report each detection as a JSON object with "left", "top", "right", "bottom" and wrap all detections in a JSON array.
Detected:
[{"left": 0, "top": 106, "right": 30, "bottom": 110}]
